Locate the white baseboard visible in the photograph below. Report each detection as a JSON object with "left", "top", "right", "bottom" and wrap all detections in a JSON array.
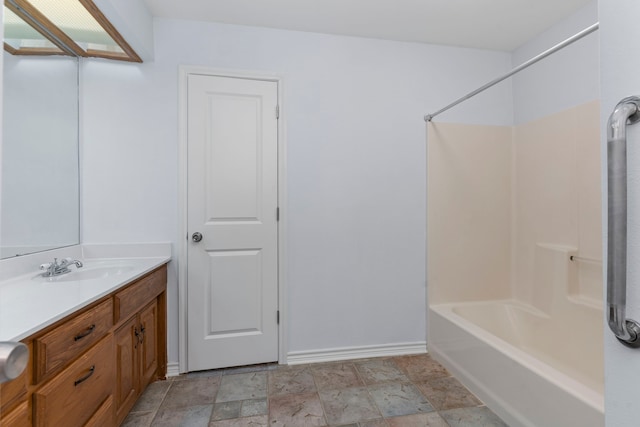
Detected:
[
  {"left": 166, "top": 362, "right": 181, "bottom": 377},
  {"left": 286, "top": 342, "right": 427, "bottom": 365}
]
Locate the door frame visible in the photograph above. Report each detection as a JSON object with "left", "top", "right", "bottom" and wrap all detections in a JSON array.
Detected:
[{"left": 177, "top": 66, "right": 287, "bottom": 373}]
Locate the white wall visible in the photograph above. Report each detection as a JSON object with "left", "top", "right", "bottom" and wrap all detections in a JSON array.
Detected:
[
  {"left": 0, "top": 8, "right": 4, "bottom": 256},
  {"left": 511, "top": 0, "right": 599, "bottom": 124},
  {"left": 81, "top": 19, "right": 512, "bottom": 365},
  {"left": 0, "top": 7, "right": 4, "bottom": 253},
  {"left": 599, "top": 1, "right": 640, "bottom": 426},
  {"left": 94, "top": 0, "right": 154, "bottom": 61}
]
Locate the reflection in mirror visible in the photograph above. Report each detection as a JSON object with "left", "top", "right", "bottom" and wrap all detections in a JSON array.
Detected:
[
  {"left": 3, "top": 5, "right": 65, "bottom": 54},
  {"left": 0, "top": 53, "right": 79, "bottom": 258}
]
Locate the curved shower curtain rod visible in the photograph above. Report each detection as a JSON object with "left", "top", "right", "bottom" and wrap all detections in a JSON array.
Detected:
[{"left": 424, "top": 22, "right": 599, "bottom": 122}]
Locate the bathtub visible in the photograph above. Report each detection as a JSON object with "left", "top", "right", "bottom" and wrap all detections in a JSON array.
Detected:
[{"left": 428, "top": 300, "right": 604, "bottom": 427}]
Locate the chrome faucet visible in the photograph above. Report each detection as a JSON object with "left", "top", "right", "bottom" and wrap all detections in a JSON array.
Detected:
[{"left": 40, "top": 257, "right": 83, "bottom": 277}]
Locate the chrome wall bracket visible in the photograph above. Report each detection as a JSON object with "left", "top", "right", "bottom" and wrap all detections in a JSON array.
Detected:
[{"left": 607, "top": 96, "right": 640, "bottom": 348}]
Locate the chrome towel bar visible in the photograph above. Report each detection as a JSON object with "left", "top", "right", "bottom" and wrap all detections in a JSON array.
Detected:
[{"left": 607, "top": 96, "right": 640, "bottom": 347}]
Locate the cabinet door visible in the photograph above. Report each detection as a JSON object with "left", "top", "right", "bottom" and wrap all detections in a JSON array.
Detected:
[
  {"left": 139, "top": 300, "right": 158, "bottom": 390},
  {"left": 114, "top": 316, "right": 139, "bottom": 424}
]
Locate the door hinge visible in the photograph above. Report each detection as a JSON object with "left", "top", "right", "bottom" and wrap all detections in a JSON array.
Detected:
[
  {"left": 276, "top": 207, "right": 280, "bottom": 221},
  {"left": 277, "top": 310, "right": 280, "bottom": 324},
  {"left": 276, "top": 105, "right": 280, "bottom": 119}
]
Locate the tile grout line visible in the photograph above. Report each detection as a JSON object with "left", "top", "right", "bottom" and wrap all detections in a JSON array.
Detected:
[
  {"left": 309, "top": 365, "right": 331, "bottom": 426},
  {"left": 353, "top": 360, "right": 389, "bottom": 425},
  {"left": 154, "top": 380, "right": 174, "bottom": 425},
  {"left": 209, "top": 375, "right": 221, "bottom": 425},
  {"left": 266, "top": 367, "right": 272, "bottom": 426},
  {"left": 146, "top": 379, "right": 174, "bottom": 426}
]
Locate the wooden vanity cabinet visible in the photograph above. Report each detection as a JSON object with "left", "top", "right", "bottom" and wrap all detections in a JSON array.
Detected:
[
  {"left": 114, "top": 299, "right": 160, "bottom": 424},
  {"left": 0, "top": 264, "right": 167, "bottom": 427},
  {"left": 113, "top": 267, "right": 166, "bottom": 425}
]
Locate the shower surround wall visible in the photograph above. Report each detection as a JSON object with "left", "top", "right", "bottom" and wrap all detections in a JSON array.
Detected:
[
  {"left": 427, "top": 100, "right": 603, "bottom": 427},
  {"left": 513, "top": 101, "right": 602, "bottom": 305},
  {"left": 426, "top": 123, "right": 512, "bottom": 305},
  {"left": 428, "top": 101, "right": 602, "bottom": 306}
]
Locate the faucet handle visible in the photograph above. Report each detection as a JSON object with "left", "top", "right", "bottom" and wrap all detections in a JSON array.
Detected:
[{"left": 39, "top": 263, "right": 52, "bottom": 271}]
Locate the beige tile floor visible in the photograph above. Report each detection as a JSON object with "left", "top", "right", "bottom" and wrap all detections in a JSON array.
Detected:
[{"left": 122, "top": 354, "right": 508, "bottom": 426}]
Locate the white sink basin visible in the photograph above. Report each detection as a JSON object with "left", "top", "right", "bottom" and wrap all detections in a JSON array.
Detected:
[{"left": 36, "top": 261, "right": 136, "bottom": 283}]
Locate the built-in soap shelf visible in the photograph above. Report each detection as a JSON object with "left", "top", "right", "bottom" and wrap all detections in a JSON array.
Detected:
[
  {"left": 532, "top": 243, "right": 603, "bottom": 314},
  {"left": 567, "top": 295, "right": 602, "bottom": 310}
]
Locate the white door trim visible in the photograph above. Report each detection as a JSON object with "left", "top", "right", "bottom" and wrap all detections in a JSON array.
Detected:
[{"left": 178, "top": 66, "right": 287, "bottom": 373}]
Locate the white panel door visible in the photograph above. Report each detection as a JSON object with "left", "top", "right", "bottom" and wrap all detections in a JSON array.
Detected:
[{"left": 187, "top": 74, "right": 278, "bottom": 371}]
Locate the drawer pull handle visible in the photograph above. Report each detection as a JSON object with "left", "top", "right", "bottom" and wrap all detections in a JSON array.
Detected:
[
  {"left": 74, "top": 324, "right": 96, "bottom": 341},
  {"left": 74, "top": 365, "right": 95, "bottom": 386}
]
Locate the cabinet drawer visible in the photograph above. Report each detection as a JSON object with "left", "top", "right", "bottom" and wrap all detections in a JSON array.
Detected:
[
  {"left": 115, "top": 267, "right": 166, "bottom": 324},
  {"left": 34, "top": 299, "right": 113, "bottom": 383},
  {"left": 33, "top": 335, "right": 114, "bottom": 427},
  {"left": 1, "top": 401, "right": 31, "bottom": 427},
  {"left": 84, "top": 395, "right": 114, "bottom": 427}
]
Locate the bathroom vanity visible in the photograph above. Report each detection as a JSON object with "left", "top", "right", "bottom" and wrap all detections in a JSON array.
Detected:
[{"left": 0, "top": 254, "right": 169, "bottom": 426}]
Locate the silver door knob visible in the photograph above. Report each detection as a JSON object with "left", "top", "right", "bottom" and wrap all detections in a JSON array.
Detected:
[{"left": 192, "top": 232, "right": 203, "bottom": 242}]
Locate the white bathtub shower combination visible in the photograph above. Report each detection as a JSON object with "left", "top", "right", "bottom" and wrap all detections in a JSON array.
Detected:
[
  {"left": 427, "top": 107, "right": 604, "bottom": 427},
  {"left": 427, "top": 240, "right": 606, "bottom": 427},
  {"left": 428, "top": 244, "right": 603, "bottom": 427},
  {"left": 429, "top": 299, "right": 603, "bottom": 427}
]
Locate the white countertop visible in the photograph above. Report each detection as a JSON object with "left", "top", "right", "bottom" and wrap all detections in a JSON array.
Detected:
[{"left": 0, "top": 255, "right": 170, "bottom": 342}]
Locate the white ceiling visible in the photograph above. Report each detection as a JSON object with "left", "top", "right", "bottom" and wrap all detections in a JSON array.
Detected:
[{"left": 143, "top": 0, "right": 593, "bottom": 51}]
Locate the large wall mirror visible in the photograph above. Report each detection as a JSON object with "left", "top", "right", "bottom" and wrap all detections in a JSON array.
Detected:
[
  {"left": 1, "top": 0, "right": 142, "bottom": 259},
  {"left": 0, "top": 0, "right": 143, "bottom": 260},
  {"left": 0, "top": 53, "right": 80, "bottom": 259}
]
